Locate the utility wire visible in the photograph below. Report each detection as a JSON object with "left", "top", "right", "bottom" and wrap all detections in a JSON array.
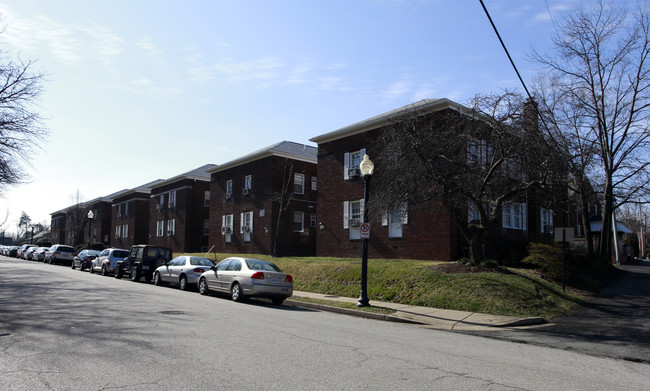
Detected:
[
  {"left": 478, "top": 0, "right": 533, "bottom": 100},
  {"left": 478, "top": 0, "right": 557, "bottom": 143}
]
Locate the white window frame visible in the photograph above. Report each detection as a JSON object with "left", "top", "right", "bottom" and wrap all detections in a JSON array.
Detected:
[
  {"left": 159, "top": 194, "right": 165, "bottom": 209},
  {"left": 122, "top": 224, "right": 129, "bottom": 238},
  {"left": 294, "top": 173, "right": 305, "bottom": 195},
  {"left": 293, "top": 211, "right": 304, "bottom": 232},
  {"left": 343, "top": 148, "right": 366, "bottom": 179},
  {"left": 225, "top": 180, "right": 233, "bottom": 198},
  {"left": 541, "top": 208, "right": 554, "bottom": 234},
  {"left": 244, "top": 175, "right": 252, "bottom": 190},
  {"left": 502, "top": 202, "right": 527, "bottom": 231},
  {"left": 156, "top": 221, "right": 164, "bottom": 237},
  {"left": 115, "top": 225, "right": 121, "bottom": 239},
  {"left": 240, "top": 211, "right": 253, "bottom": 242},
  {"left": 167, "top": 219, "right": 175, "bottom": 236},
  {"left": 311, "top": 176, "right": 317, "bottom": 191},
  {"left": 168, "top": 190, "right": 177, "bottom": 208}
]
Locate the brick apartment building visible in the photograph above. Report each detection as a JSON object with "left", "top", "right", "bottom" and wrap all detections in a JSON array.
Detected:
[
  {"left": 148, "top": 164, "right": 216, "bottom": 253},
  {"left": 310, "top": 98, "right": 572, "bottom": 261},
  {"left": 110, "top": 180, "right": 164, "bottom": 250},
  {"left": 208, "top": 141, "right": 318, "bottom": 256}
]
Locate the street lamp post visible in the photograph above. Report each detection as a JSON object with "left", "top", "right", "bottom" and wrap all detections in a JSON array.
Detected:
[
  {"left": 358, "top": 154, "right": 374, "bottom": 307},
  {"left": 87, "top": 210, "right": 94, "bottom": 249}
]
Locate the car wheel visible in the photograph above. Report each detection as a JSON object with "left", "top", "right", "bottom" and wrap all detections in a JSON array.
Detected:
[
  {"left": 153, "top": 271, "right": 162, "bottom": 286},
  {"left": 198, "top": 278, "right": 209, "bottom": 295},
  {"left": 231, "top": 283, "right": 245, "bottom": 302},
  {"left": 71, "top": 262, "right": 76, "bottom": 270},
  {"left": 179, "top": 275, "right": 188, "bottom": 291},
  {"left": 271, "top": 297, "right": 285, "bottom": 305},
  {"left": 114, "top": 265, "right": 123, "bottom": 279},
  {"left": 80, "top": 263, "right": 85, "bottom": 271},
  {"left": 89, "top": 264, "right": 95, "bottom": 274},
  {"left": 131, "top": 266, "right": 141, "bottom": 282},
  {"left": 101, "top": 265, "right": 107, "bottom": 276}
]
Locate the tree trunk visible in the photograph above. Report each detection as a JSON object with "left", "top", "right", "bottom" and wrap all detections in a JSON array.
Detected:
[{"left": 599, "top": 177, "right": 614, "bottom": 266}]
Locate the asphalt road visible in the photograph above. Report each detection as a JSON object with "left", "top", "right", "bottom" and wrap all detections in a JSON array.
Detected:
[
  {"left": 463, "top": 259, "right": 650, "bottom": 363},
  {"left": 1, "top": 256, "right": 649, "bottom": 390}
]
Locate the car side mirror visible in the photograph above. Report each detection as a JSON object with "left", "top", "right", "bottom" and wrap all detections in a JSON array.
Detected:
[{"left": 210, "top": 265, "right": 217, "bottom": 271}]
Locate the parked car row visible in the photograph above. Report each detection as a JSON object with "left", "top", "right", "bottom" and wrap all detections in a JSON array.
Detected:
[
  {"left": 10, "top": 243, "right": 294, "bottom": 305},
  {"left": 4, "top": 243, "right": 77, "bottom": 265}
]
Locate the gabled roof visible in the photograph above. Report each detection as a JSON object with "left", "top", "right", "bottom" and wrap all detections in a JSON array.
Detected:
[
  {"left": 310, "top": 98, "right": 464, "bottom": 144},
  {"left": 150, "top": 164, "right": 217, "bottom": 189},
  {"left": 208, "top": 141, "right": 317, "bottom": 174}
]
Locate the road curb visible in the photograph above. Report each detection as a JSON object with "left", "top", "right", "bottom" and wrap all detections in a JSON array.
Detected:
[{"left": 285, "top": 299, "right": 424, "bottom": 325}]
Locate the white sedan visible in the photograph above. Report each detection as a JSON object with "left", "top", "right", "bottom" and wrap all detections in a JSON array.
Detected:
[{"left": 153, "top": 256, "right": 215, "bottom": 290}]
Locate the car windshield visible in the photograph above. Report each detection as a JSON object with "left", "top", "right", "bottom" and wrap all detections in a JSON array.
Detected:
[
  {"left": 245, "top": 260, "right": 282, "bottom": 272},
  {"left": 113, "top": 250, "right": 129, "bottom": 258},
  {"left": 190, "top": 257, "right": 215, "bottom": 267}
]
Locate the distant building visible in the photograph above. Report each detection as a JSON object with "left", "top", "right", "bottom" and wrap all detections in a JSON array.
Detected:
[{"left": 208, "top": 141, "right": 318, "bottom": 256}]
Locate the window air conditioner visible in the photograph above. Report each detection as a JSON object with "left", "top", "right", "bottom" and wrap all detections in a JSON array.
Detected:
[
  {"left": 242, "top": 188, "right": 250, "bottom": 195},
  {"left": 348, "top": 218, "right": 362, "bottom": 227},
  {"left": 243, "top": 225, "right": 251, "bottom": 232},
  {"left": 348, "top": 168, "right": 360, "bottom": 177},
  {"left": 225, "top": 192, "right": 232, "bottom": 199},
  {"left": 221, "top": 226, "right": 231, "bottom": 235}
]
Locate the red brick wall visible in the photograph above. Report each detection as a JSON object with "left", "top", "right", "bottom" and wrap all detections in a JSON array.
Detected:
[
  {"left": 315, "top": 129, "right": 458, "bottom": 261},
  {"left": 209, "top": 155, "right": 317, "bottom": 256}
]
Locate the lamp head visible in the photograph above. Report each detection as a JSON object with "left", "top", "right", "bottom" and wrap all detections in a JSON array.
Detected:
[
  {"left": 359, "top": 154, "right": 374, "bottom": 176},
  {"left": 87, "top": 210, "right": 94, "bottom": 219}
]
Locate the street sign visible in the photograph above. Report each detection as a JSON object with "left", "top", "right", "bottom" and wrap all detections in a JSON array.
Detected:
[{"left": 360, "top": 222, "right": 370, "bottom": 239}]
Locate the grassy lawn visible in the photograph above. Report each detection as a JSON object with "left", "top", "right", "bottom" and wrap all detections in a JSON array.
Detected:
[{"left": 191, "top": 252, "right": 588, "bottom": 320}]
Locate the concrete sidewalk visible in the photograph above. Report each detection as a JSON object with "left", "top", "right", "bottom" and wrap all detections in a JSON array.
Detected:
[{"left": 287, "top": 291, "right": 546, "bottom": 331}]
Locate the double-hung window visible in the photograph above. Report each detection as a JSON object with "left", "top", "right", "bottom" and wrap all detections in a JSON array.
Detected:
[
  {"left": 167, "top": 219, "right": 175, "bottom": 236},
  {"left": 344, "top": 149, "right": 365, "bottom": 179},
  {"left": 240, "top": 211, "right": 253, "bottom": 241},
  {"left": 168, "top": 191, "right": 176, "bottom": 208},
  {"left": 156, "top": 221, "right": 164, "bottom": 237},
  {"left": 293, "top": 211, "right": 304, "bottom": 232},
  {"left": 225, "top": 180, "right": 233, "bottom": 199},
  {"left": 122, "top": 224, "right": 129, "bottom": 238},
  {"left": 115, "top": 225, "right": 121, "bottom": 239},
  {"left": 204, "top": 191, "right": 210, "bottom": 207},
  {"left": 243, "top": 175, "right": 252, "bottom": 195},
  {"left": 541, "top": 208, "right": 554, "bottom": 234},
  {"left": 502, "top": 202, "right": 526, "bottom": 230},
  {"left": 294, "top": 173, "right": 305, "bottom": 195}
]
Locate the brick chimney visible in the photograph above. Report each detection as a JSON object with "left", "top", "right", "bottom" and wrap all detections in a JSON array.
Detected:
[{"left": 523, "top": 97, "right": 539, "bottom": 133}]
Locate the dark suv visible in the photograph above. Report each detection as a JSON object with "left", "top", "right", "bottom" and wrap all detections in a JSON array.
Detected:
[{"left": 114, "top": 245, "right": 172, "bottom": 282}]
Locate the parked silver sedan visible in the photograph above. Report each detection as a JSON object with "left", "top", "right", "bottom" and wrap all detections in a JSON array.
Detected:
[
  {"left": 153, "top": 256, "right": 215, "bottom": 290},
  {"left": 197, "top": 257, "right": 293, "bottom": 305}
]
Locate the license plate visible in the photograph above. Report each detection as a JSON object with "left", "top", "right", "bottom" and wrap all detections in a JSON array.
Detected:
[
  {"left": 268, "top": 276, "right": 282, "bottom": 283},
  {"left": 142, "top": 266, "right": 149, "bottom": 270}
]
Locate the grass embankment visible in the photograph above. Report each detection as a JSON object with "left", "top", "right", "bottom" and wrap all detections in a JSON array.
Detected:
[{"left": 195, "top": 253, "right": 587, "bottom": 320}]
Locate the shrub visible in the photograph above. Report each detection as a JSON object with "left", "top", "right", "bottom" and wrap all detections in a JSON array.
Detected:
[{"left": 522, "top": 243, "right": 567, "bottom": 280}]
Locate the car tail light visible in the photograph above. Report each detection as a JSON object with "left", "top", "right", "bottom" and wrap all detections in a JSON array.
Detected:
[
  {"left": 193, "top": 268, "right": 206, "bottom": 273},
  {"left": 250, "top": 272, "right": 265, "bottom": 279},
  {"left": 285, "top": 275, "right": 293, "bottom": 283}
]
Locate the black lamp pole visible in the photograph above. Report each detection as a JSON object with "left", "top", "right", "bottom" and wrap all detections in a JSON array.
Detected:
[
  {"left": 357, "top": 154, "right": 374, "bottom": 308},
  {"left": 87, "top": 210, "right": 94, "bottom": 249}
]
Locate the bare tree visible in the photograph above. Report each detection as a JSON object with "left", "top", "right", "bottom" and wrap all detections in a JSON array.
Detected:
[
  {"left": 272, "top": 159, "right": 295, "bottom": 257},
  {"left": 372, "top": 92, "right": 562, "bottom": 264},
  {"left": 0, "top": 42, "right": 47, "bottom": 192},
  {"left": 532, "top": 0, "right": 650, "bottom": 265}
]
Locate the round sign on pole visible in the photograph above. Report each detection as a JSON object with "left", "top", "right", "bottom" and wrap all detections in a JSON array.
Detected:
[{"left": 360, "top": 222, "right": 370, "bottom": 239}]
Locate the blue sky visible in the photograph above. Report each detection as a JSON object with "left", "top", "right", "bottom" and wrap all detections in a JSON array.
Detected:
[{"left": 0, "top": 0, "right": 588, "bottom": 235}]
